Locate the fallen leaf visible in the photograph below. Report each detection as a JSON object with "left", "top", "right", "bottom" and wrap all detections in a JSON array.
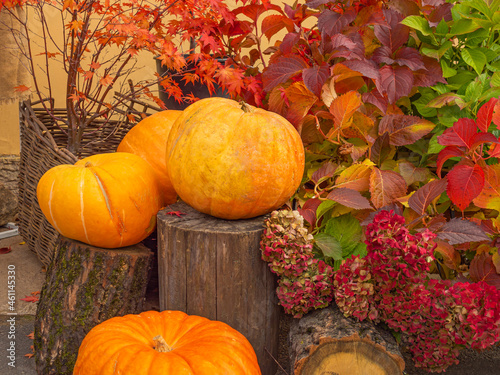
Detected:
[
  {"left": 25, "top": 345, "right": 34, "bottom": 358},
  {"left": 0, "top": 246, "right": 12, "bottom": 254},
  {"left": 20, "top": 295, "right": 39, "bottom": 303},
  {"left": 26, "top": 332, "right": 34, "bottom": 340},
  {"left": 19, "top": 241, "right": 25, "bottom": 245},
  {"left": 166, "top": 210, "right": 186, "bottom": 217}
]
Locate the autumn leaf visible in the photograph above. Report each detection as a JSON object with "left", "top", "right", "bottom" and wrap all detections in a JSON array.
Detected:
[
  {"left": 335, "top": 162, "right": 373, "bottom": 191},
  {"left": 321, "top": 78, "right": 337, "bottom": 107},
  {"left": 0, "top": 246, "right": 12, "bottom": 254},
  {"left": 303, "top": 63, "right": 330, "bottom": 98},
  {"left": 261, "top": 14, "right": 294, "bottom": 39},
  {"left": 437, "top": 118, "right": 477, "bottom": 149},
  {"left": 473, "top": 163, "right": 500, "bottom": 211},
  {"left": 369, "top": 168, "right": 408, "bottom": 209},
  {"left": 327, "top": 188, "right": 373, "bottom": 210},
  {"left": 284, "top": 82, "right": 318, "bottom": 129},
  {"left": 311, "top": 162, "right": 337, "bottom": 185},
  {"left": 378, "top": 114, "right": 435, "bottom": 146},
  {"left": 329, "top": 91, "right": 362, "bottom": 130},
  {"left": 20, "top": 295, "right": 39, "bottom": 303},
  {"left": 476, "top": 97, "right": 498, "bottom": 132},
  {"left": 433, "top": 239, "right": 461, "bottom": 270},
  {"left": 408, "top": 178, "right": 448, "bottom": 215},
  {"left": 469, "top": 252, "right": 500, "bottom": 288},
  {"left": 436, "top": 218, "right": 490, "bottom": 245},
  {"left": 262, "top": 55, "right": 309, "bottom": 92},
  {"left": 447, "top": 164, "right": 485, "bottom": 211},
  {"left": 397, "top": 160, "right": 432, "bottom": 186},
  {"left": 376, "top": 65, "right": 414, "bottom": 104},
  {"left": 14, "top": 85, "right": 30, "bottom": 92},
  {"left": 26, "top": 331, "right": 34, "bottom": 340},
  {"left": 370, "top": 132, "right": 393, "bottom": 166},
  {"left": 165, "top": 210, "right": 185, "bottom": 218},
  {"left": 99, "top": 75, "right": 114, "bottom": 87}
]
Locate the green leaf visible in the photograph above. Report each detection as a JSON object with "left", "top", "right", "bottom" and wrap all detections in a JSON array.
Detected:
[
  {"left": 491, "top": 71, "right": 500, "bottom": 87},
  {"left": 440, "top": 60, "right": 457, "bottom": 78},
  {"left": 465, "top": 78, "right": 483, "bottom": 102},
  {"left": 428, "top": 133, "right": 446, "bottom": 154},
  {"left": 464, "top": 0, "right": 494, "bottom": 18},
  {"left": 462, "top": 48, "right": 487, "bottom": 75},
  {"left": 449, "top": 19, "right": 481, "bottom": 36},
  {"left": 437, "top": 41, "right": 453, "bottom": 59},
  {"left": 436, "top": 19, "right": 449, "bottom": 35},
  {"left": 351, "top": 242, "right": 368, "bottom": 258},
  {"left": 401, "top": 15, "right": 433, "bottom": 35},
  {"left": 421, "top": 47, "right": 439, "bottom": 59},
  {"left": 316, "top": 199, "right": 336, "bottom": 222},
  {"left": 314, "top": 233, "right": 343, "bottom": 260},
  {"left": 324, "top": 214, "right": 364, "bottom": 258}
]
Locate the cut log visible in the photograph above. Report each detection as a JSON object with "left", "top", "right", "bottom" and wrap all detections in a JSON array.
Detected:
[
  {"left": 289, "top": 304, "right": 405, "bottom": 375},
  {"left": 34, "top": 237, "right": 152, "bottom": 375},
  {"left": 157, "top": 201, "right": 280, "bottom": 375}
]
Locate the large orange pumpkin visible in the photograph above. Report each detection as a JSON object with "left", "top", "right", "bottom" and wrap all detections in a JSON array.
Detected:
[
  {"left": 73, "top": 310, "right": 262, "bottom": 375},
  {"left": 36, "top": 152, "right": 162, "bottom": 248},
  {"left": 166, "top": 97, "right": 305, "bottom": 220},
  {"left": 117, "top": 110, "right": 182, "bottom": 205}
]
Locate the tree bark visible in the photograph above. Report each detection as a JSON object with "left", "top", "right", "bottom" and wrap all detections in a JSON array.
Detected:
[
  {"left": 34, "top": 237, "right": 152, "bottom": 375},
  {"left": 157, "top": 201, "right": 280, "bottom": 375},
  {"left": 289, "top": 304, "right": 405, "bottom": 375}
]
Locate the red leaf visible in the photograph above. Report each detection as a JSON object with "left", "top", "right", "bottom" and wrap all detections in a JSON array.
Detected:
[
  {"left": 311, "top": 162, "right": 338, "bottom": 184},
  {"left": 413, "top": 56, "right": 447, "bottom": 87},
  {"left": 370, "top": 132, "right": 392, "bottom": 166},
  {"left": 262, "top": 55, "right": 309, "bottom": 92},
  {"left": 327, "top": 188, "right": 373, "bottom": 210},
  {"left": 302, "top": 63, "right": 330, "bottom": 98},
  {"left": 469, "top": 132, "right": 500, "bottom": 150},
  {"left": 20, "top": 295, "right": 39, "bottom": 303},
  {"left": 436, "top": 146, "right": 464, "bottom": 178},
  {"left": 408, "top": 178, "right": 448, "bottom": 215},
  {"left": 261, "top": 14, "right": 293, "bottom": 39},
  {"left": 393, "top": 47, "right": 426, "bottom": 71},
  {"left": 377, "top": 65, "right": 414, "bottom": 104},
  {"left": 343, "top": 59, "right": 380, "bottom": 80},
  {"left": 469, "top": 253, "right": 500, "bottom": 288},
  {"left": 447, "top": 164, "right": 485, "bottom": 211},
  {"left": 374, "top": 9, "right": 409, "bottom": 53},
  {"left": 436, "top": 218, "right": 490, "bottom": 245},
  {"left": 437, "top": 118, "right": 477, "bottom": 149},
  {"left": 0, "top": 246, "right": 12, "bottom": 254},
  {"left": 476, "top": 97, "right": 498, "bottom": 132},
  {"left": 369, "top": 168, "right": 408, "bottom": 209},
  {"left": 317, "top": 9, "right": 356, "bottom": 36},
  {"left": 379, "top": 114, "right": 435, "bottom": 146},
  {"left": 165, "top": 210, "right": 186, "bottom": 218}
]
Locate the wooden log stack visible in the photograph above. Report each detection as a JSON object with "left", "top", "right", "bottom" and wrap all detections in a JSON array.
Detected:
[
  {"left": 289, "top": 304, "right": 405, "bottom": 375},
  {"left": 157, "top": 201, "right": 280, "bottom": 375},
  {"left": 34, "top": 237, "right": 152, "bottom": 374}
]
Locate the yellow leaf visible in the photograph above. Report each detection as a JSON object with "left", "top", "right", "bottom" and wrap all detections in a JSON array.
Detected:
[
  {"left": 19, "top": 241, "right": 25, "bottom": 245},
  {"left": 335, "top": 163, "right": 373, "bottom": 192}
]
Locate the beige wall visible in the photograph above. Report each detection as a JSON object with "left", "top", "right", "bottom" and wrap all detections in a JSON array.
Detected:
[{"left": 0, "top": 0, "right": 292, "bottom": 155}]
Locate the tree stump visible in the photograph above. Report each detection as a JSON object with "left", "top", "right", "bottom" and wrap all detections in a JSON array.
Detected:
[
  {"left": 34, "top": 237, "right": 152, "bottom": 375},
  {"left": 289, "top": 304, "right": 405, "bottom": 375},
  {"left": 157, "top": 201, "right": 280, "bottom": 375}
]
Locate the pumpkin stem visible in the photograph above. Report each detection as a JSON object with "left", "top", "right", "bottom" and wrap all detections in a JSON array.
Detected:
[
  {"left": 84, "top": 161, "right": 93, "bottom": 168},
  {"left": 153, "top": 335, "right": 172, "bottom": 353},
  {"left": 240, "top": 101, "right": 253, "bottom": 113}
]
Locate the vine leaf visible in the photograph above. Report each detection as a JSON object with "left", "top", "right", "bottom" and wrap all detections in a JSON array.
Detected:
[
  {"left": 378, "top": 114, "right": 435, "bottom": 146},
  {"left": 262, "top": 55, "right": 309, "bottom": 92},
  {"left": 303, "top": 63, "right": 330, "bottom": 98},
  {"left": 473, "top": 163, "right": 500, "bottom": 211},
  {"left": 330, "top": 90, "right": 362, "bottom": 129},
  {"left": 469, "top": 253, "right": 500, "bottom": 288},
  {"left": 436, "top": 146, "right": 463, "bottom": 178},
  {"left": 369, "top": 168, "right": 408, "bottom": 209},
  {"left": 377, "top": 65, "right": 414, "bottom": 104},
  {"left": 437, "top": 118, "right": 477, "bottom": 149},
  {"left": 335, "top": 162, "right": 373, "bottom": 191},
  {"left": 408, "top": 178, "right": 448, "bottom": 215},
  {"left": 476, "top": 97, "right": 498, "bottom": 132},
  {"left": 327, "top": 188, "right": 373, "bottom": 210},
  {"left": 436, "top": 218, "right": 490, "bottom": 245},
  {"left": 447, "top": 164, "right": 485, "bottom": 211}
]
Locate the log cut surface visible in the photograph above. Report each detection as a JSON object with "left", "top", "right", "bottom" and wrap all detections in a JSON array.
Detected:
[
  {"left": 157, "top": 201, "right": 280, "bottom": 375},
  {"left": 289, "top": 304, "right": 405, "bottom": 375}
]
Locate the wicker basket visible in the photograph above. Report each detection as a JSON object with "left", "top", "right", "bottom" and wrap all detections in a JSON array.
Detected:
[{"left": 18, "top": 98, "right": 160, "bottom": 267}]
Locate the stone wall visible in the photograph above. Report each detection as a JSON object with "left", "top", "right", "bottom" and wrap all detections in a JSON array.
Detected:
[{"left": 0, "top": 154, "right": 20, "bottom": 196}]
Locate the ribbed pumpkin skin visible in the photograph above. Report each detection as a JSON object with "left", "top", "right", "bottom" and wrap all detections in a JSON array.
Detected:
[
  {"left": 117, "top": 110, "right": 182, "bottom": 205},
  {"left": 73, "top": 310, "right": 262, "bottom": 375},
  {"left": 166, "top": 98, "right": 305, "bottom": 220},
  {"left": 36, "top": 152, "right": 162, "bottom": 248}
]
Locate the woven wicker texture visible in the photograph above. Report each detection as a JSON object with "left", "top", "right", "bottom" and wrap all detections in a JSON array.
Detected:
[{"left": 18, "top": 98, "right": 160, "bottom": 267}]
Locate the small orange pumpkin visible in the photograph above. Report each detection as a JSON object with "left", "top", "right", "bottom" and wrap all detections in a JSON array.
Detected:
[
  {"left": 73, "top": 310, "right": 262, "bottom": 375},
  {"left": 166, "top": 97, "right": 305, "bottom": 220},
  {"left": 36, "top": 152, "right": 162, "bottom": 248},
  {"left": 117, "top": 110, "right": 182, "bottom": 205}
]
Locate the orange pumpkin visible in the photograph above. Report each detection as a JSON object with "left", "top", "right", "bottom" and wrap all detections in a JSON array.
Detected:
[
  {"left": 166, "top": 98, "right": 305, "bottom": 220},
  {"left": 117, "top": 110, "right": 182, "bottom": 205},
  {"left": 36, "top": 152, "right": 162, "bottom": 248},
  {"left": 73, "top": 310, "right": 262, "bottom": 375}
]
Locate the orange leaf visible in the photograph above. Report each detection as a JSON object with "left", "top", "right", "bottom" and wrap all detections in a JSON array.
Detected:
[
  {"left": 335, "top": 162, "right": 373, "bottom": 192},
  {"left": 433, "top": 239, "right": 461, "bottom": 270},
  {"left": 329, "top": 91, "right": 362, "bottom": 130},
  {"left": 369, "top": 168, "right": 408, "bottom": 209},
  {"left": 26, "top": 331, "right": 34, "bottom": 340},
  {"left": 14, "top": 85, "right": 30, "bottom": 92},
  {"left": 99, "top": 75, "right": 114, "bottom": 87},
  {"left": 473, "top": 163, "right": 500, "bottom": 211}
]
